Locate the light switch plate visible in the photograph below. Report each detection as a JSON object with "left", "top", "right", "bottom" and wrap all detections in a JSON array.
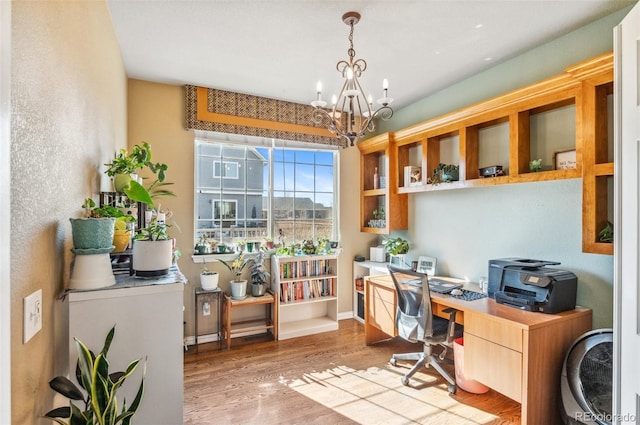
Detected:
[{"left": 23, "top": 289, "right": 42, "bottom": 343}]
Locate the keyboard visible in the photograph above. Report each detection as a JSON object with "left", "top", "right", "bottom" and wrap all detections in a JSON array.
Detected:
[{"left": 449, "top": 289, "right": 487, "bottom": 301}]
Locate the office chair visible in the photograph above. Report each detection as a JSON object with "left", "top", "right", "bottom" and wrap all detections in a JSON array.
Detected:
[{"left": 387, "top": 264, "right": 461, "bottom": 393}]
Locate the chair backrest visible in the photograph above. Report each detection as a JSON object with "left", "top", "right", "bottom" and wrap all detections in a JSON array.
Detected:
[{"left": 387, "top": 264, "right": 434, "bottom": 341}]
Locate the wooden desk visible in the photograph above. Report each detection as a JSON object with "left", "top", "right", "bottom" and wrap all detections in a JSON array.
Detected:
[
  {"left": 222, "top": 290, "right": 278, "bottom": 349},
  {"left": 365, "top": 275, "right": 592, "bottom": 425}
]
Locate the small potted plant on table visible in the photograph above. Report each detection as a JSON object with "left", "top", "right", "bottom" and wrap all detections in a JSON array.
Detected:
[
  {"left": 219, "top": 254, "right": 250, "bottom": 300},
  {"left": 248, "top": 252, "right": 270, "bottom": 297},
  {"left": 383, "top": 236, "right": 410, "bottom": 266}
]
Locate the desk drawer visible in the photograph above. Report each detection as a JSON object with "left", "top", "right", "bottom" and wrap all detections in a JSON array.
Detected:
[
  {"left": 465, "top": 333, "right": 522, "bottom": 402},
  {"left": 465, "top": 312, "right": 523, "bottom": 352},
  {"left": 367, "top": 284, "right": 396, "bottom": 337}
]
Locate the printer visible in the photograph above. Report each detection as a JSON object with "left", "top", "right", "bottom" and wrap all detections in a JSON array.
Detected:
[{"left": 488, "top": 258, "right": 577, "bottom": 314}]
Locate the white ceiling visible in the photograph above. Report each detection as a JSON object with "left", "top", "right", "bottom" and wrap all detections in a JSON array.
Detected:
[{"left": 107, "top": 0, "right": 635, "bottom": 111}]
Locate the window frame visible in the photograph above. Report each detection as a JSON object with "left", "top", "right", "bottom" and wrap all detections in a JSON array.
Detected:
[{"left": 194, "top": 132, "right": 340, "bottom": 248}]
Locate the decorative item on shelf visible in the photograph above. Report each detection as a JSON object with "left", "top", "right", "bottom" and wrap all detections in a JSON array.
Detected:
[
  {"left": 404, "top": 166, "right": 422, "bottom": 187},
  {"left": 369, "top": 207, "right": 386, "bottom": 228},
  {"left": 373, "top": 167, "right": 379, "bottom": 189},
  {"left": 530, "top": 158, "right": 543, "bottom": 172},
  {"left": 554, "top": 149, "right": 577, "bottom": 170},
  {"left": 248, "top": 251, "right": 270, "bottom": 297},
  {"left": 431, "top": 163, "right": 459, "bottom": 185},
  {"left": 479, "top": 165, "right": 505, "bottom": 178},
  {"left": 301, "top": 240, "right": 317, "bottom": 255},
  {"left": 379, "top": 175, "right": 387, "bottom": 189},
  {"left": 194, "top": 234, "right": 213, "bottom": 255},
  {"left": 310, "top": 11, "right": 394, "bottom": 147},
  {"left": 598, "top": 221, "right": 613, "bottom": 243},
  {"left": 45, "top": 325, "right": 145, "bottom": 425},
  {"left": 235, "top": 239, "right": 247, "bottom": 253},
  {"left": 264, "top": 237, "right": 275, "bottom": 250},
  {"left": 355, "top": 277, "right": 364, "bottom": 291}
]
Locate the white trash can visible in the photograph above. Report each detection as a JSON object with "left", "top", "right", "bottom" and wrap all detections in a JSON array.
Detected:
[{"left": 453, "top": 337, "right": 490, "bottom": 394}]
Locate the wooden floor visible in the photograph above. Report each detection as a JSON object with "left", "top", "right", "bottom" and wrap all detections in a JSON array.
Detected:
[{"left": 184, "top": 319, "right": 522, "bottom": 424}]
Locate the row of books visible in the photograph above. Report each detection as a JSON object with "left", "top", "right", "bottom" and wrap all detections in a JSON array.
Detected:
[
  {"left": 279, "top": 279, "right": 335, "bottom": 303},
  {"left": 279, "top": 260, "right": 333, "bottom": 279}
]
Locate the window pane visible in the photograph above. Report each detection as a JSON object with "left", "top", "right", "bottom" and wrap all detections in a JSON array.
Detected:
[
  {"left": 195, "top": 140, "right": 337, "bottom": 246},
  {"left": 295, "top": 163, "right": 315, "bottom": 192},
  {"left": 315, "top": 165, "right": 334, "bottom": 193}
]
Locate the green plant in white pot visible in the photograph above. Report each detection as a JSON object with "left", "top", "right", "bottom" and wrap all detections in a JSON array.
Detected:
[
  {"left": 131, "top": 215, "right": 173, "bottom": 277},
  {"left": 382, "top": 237, "right": 409, "bottom": 266},
  {"left": 199, "top": 262, "right": 219, "bottom": 290},
  {"left": 104, "top": 142, "right": 172, "bottom": 195},
  {"left": 219, "top": 254, "right": 250, "bottom": 300}
]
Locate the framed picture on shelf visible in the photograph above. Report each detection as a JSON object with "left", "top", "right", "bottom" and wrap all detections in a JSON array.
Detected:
[
  {"left": 554, "top": 149, "right": 576, "bottom": 170},
  {"left": 404, "top": 166, "right": 422, "bottom": 187}
]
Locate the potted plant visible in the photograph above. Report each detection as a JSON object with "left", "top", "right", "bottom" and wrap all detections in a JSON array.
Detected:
[
  {"left": 431, "top": 163, "right": 459, "bottom": 185},
  {"left": 248, "top": 252, "right": 270, "bottom": 297},
  {"left": 264, "top": 237, "right": 275, "bottom": 250},
  {"left": 44, "top": 325, "right": 145, "bottom": 425},
  {"left": 131, "top": 215, "right": 174, "bottom": 277},
  {"left": 83, "top": 199, "right": 137, "bottom": 253},
  {"left": 383, "top": 236, "right": 409, "bottom": 266},
  {"left": 104, "top": 142, "right": 170, "bottom": 193},
  {"left": 199, "top": 262, "right": 219, "bottom": 290},
  {"left": 219, "top": 254, "right": 250, "bottom": 300}
]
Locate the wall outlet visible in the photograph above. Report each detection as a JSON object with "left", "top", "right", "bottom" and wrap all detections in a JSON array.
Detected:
[
  {"left": 23, "top": 289, "right": 42, "bottom": 343},
  {"left": 202, "top": 302, "right": 211, "bottom": 316}
]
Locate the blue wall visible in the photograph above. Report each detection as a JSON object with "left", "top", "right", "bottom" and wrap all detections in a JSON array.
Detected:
[{"left": 376, "top": 7, "right": 632, "bottom": 329}]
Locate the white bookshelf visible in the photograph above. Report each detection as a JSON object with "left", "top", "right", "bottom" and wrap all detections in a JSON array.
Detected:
[{"left": 271, "top": 252, "right": 339, "bottom": 340}]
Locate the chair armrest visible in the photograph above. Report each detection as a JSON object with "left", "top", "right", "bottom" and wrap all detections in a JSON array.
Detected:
[{"left": 442, "top": 307, "right": 459, "bottom": 343}]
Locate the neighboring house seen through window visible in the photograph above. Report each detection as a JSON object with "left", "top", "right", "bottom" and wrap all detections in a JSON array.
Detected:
[{"left": 195, "top": 137, "right": 338, "bottom": 249}]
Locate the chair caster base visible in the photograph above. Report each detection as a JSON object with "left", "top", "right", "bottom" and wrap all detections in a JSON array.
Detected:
[
  {"left": 390, "top": 358, "right": 397, "bottom": 366},
  {"left": 448, "top": 384, "right": 457, "bottom": 394},
  {"left": 401, "top": 376, "right": 410, "bottom": 386}
]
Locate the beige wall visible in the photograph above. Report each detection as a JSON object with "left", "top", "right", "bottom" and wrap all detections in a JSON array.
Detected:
[
  {"left": 10, "top": 1, "right": 126, "bottom": 423},
  {"left": 127, "top": 80, "right": 377, "bottom": 337}
]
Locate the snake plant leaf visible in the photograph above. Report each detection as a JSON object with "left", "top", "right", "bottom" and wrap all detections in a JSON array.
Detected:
[
  {"left": 48, "top": 376, "right": 84, "bottom": 401},
  {"left": 43, "top": 406, "right": 71, "bottom": 420}
]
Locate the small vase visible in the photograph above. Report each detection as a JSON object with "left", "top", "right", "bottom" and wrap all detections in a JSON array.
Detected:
[{"left": 230, "top": 280, "right": 247, "bottom": 300}]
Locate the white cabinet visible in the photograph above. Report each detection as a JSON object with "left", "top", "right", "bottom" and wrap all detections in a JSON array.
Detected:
[
  {"left": 353, "top": 260, "right": 390, "bottom": 323},
  {"left": 271, "top": 253, "right": 339, "bottom": 340},
  {"left": 65, "top": 270, "right": 185, "bottom": 425}
]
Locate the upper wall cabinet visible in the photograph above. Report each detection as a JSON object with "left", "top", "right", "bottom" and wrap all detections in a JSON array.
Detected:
[
  {"left": 358, "top": 133, "right": 408, "bottom": 234},
  {"left": 360, "top": 52, "right": 614, "bottom": 254}
]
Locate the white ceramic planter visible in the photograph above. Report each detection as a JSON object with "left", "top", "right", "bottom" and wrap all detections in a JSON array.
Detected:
[
  {"left": 132, "top": 238, "right": 173, "bottom": 277},
  {"left": 230, "top": 280, "right": 247, "bottom": 300},
  {"left": 200, "top": 272, "right": 219, "bottom": 290}
]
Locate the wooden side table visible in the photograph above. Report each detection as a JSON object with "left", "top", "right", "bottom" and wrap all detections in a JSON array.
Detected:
[
  {"left": 194, "top": 287, "right": 222, "bottom": 352},
  {"left": 222, "top": 290, "right": 278, "bottom": 349}
]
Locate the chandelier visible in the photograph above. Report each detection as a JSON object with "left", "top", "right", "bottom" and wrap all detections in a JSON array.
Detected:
[{"left": 311, "top": 11, "right": 393, "bottom": 147}]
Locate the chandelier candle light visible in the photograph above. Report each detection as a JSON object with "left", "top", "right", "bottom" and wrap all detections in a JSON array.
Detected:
[{"left": 311, "top": 11, "right": 394, "bottom": 146}]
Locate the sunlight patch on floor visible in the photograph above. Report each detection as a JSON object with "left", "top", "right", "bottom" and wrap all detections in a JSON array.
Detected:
[{"left": 287, "top": 364, "right": 497, "bottom": 425}]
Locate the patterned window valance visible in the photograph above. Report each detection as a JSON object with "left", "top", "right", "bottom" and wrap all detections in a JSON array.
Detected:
[{"left": 185, "top": 85, "right": 345, "bottom": 147}]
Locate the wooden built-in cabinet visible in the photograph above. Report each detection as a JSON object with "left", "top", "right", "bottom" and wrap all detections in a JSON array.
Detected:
[
  {"left": 358, "top": 133, "right": 408, "bottom": 234},
  {"left": 361, "top": 52, "right": 614, "bottom": 254}
]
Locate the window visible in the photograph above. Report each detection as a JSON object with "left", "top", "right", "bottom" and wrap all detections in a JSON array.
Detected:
[
  {"left": 195, "top": 136, "right": 339, "bottom": 248},
  {"left": 213, "top": 160, "right": 239, "bottom": 179}
]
